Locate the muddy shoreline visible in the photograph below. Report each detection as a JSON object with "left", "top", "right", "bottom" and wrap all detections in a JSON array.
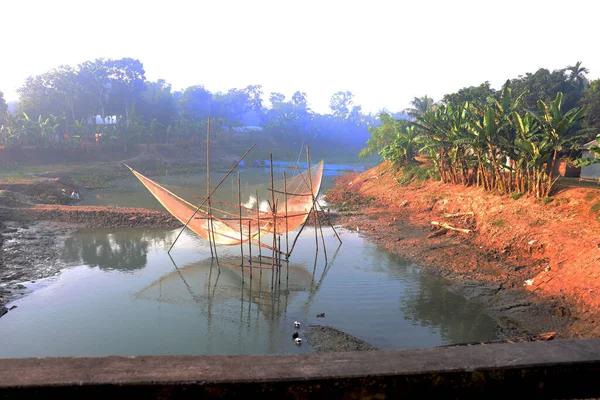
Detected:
[
  {"left": 0, "top": 207, "right": 182, "bottom": 315},
  {"left": 0, "top": 181, "right": 183, "bottom": 313},
  {"left": 0, "top": 220, "right": 75, "bottom": 316},
  {"left": 325, "top": 210, "right": 571, "bottom": 339}
]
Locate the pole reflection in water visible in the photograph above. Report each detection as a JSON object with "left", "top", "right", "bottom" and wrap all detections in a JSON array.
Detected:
[{"left": 136, "top": 250, "right": 327, "bottom": 353}]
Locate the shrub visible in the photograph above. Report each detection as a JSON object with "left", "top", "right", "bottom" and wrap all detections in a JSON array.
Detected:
[{"left": 509, "top": 192, "right": 524, "bottom": 200}]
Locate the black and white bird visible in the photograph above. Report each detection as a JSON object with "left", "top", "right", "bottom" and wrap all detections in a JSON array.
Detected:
[
  {"left": 294, "top": 321, "right": 300, "bottom": 329},
  {"left": 295, "top": 337, "right": 302, "bottom": 345}
]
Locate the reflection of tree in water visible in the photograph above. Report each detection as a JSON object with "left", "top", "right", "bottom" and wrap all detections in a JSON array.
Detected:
[
  {"left": 61, "top": 229, "right": 177, "bottom": 271},
  {"left": 399, "top": 273, "right": 497, "bottom": 344},
  {"left": 367, "top": 245, "right": 497, "bottom": 344}
]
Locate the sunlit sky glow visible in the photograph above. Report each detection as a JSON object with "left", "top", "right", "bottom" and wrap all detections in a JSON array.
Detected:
[{"left": 2, "top": 0, "right": 598, "bottom": 114}]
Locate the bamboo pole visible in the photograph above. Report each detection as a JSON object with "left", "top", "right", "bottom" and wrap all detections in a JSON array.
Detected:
[
  {"left": 277, "top": 236, "right": 281, "bottom": 285},
  {"left": 270, "top": 153, "right": 276, "bottom": 290},
  {"left": 284, "top": 171, "right": 289, "bottom": 283},
  {"left": 167, "top": 144, "right": 256, "bottom": 253},
  {"left": 207, "top": 117, "right": 220, "bottom": 266},
  {"left": 248, "top": 220, "right": 252, "bottom": 284},
  {"left": 256, "top": 189, "right": 262, "bottom": 279},
  {"left": 287, "top": 211, "right": 310, "bottom": 257},
  {"left": 430, "top": 221, "right": 472, "bottom": 233},
  {"left": 306, "top": 148, "right": 319, "bottom": 255},
  {"left": 306, "top": 146, "right": 327, "bottom": 263},
  {"left": 238, "top": 172, "right": 244, "bottom": 282},
  {"left": 206, "top": 117, "right": 214, "bottom": 259}
]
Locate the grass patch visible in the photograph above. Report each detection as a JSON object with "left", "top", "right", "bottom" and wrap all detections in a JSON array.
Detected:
[
  {"left": 509, "top": 192, "right": 524, "bottom": 200},
  {"left": 395, "top": 164, "right": 437, "bottom": 186},
  {"left": 553, "top": 197, "right": 570, "bottom": 207},
  {"left": 591, "top": 200, "right": 600, "bottom": 215},
  {"left": 585, "top": 192, "right": 599, "bottom": 201},
  {"left": 541, "top": 197, "right": 554, "bottom": 205},
  {"left": 529, "top": 218, "right": 547, "bottom": 227},
  {"left": 491, "top": 219, "right": 505, "bottom": 227}
]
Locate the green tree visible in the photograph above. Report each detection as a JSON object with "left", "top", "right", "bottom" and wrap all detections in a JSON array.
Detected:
[
  {"left": 509, "top": 66, "right": 584, "bottom": 113},
  {"left": 566, "top": 61, "right": 589, "bottom": 90},
  {"left": 0, "top": 90, "right": 8, "bottom": 127},
  {"left": 531, "top": 92, "right": 586, "bottom": 195},
  {"left": 442, "top": 82, "right": 495, "bottom": 109},
  {"left": 580, "top": 79, "right": 600, "bottom": 135},
  {"left": 139, "top": 79, "right": 177, "bottom": 134},
  {"left": 404, "top": 96, "right": 436, "bottom": 119},
  {"left": 329, "top": 91, "right": 354, "bottom": 119},
  {"left": 360, "top": 112, "right": 406, "bottom": 158}
]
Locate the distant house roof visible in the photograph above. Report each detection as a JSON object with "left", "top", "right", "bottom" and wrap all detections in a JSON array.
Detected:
[
  {"left": 580, "top": 140, "right": 599, "bottom": 150},
  {"left": 232, "top": 126, "right": 263, "bottom": 133}
]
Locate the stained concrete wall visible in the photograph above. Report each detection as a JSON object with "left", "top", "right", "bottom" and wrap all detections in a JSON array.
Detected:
[{"left": 1, "top": 339, "right": 600, "bottom": 399}]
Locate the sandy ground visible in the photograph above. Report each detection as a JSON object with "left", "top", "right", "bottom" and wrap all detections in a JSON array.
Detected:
[{"left": 325, "top": 162, "right": 600, "bottom": 339}]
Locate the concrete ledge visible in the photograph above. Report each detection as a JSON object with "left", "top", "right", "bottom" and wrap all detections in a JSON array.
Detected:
[{"left": 2, "top": 339, "right": 600, "bottom": 399}]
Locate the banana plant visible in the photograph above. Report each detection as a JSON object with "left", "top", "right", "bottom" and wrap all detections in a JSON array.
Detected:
[{"left": 530, "top": 92, "right": 586, "bottom": 196}]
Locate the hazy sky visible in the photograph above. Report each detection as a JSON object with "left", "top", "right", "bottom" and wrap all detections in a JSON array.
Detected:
[{"left": 2, "top": 0, "right": 598, "bottom": 114}]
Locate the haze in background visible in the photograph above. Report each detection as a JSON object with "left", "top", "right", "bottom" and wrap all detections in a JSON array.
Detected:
[{"left": 2, "top": 0, "right": 598, "bottom": 113}]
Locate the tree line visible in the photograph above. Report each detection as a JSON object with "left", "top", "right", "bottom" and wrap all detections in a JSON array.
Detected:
[
  {"left": 361, "top": 62, "right": 600, "bottom": 198},
  {"left": 0, "top": 57, "right": 381, "bottom": 154}
]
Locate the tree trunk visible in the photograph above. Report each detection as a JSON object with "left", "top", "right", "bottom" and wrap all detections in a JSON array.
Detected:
[{"left": 546, "top": 150, "right": 558, "bottom": 197}]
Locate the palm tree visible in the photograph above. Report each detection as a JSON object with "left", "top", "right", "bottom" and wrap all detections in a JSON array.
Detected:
[
  {"left": 405, "top": 96, "right": 436, "bottom": 119},
  {"left": 566, "top": 61, "right": 589, "bottom": 90}
]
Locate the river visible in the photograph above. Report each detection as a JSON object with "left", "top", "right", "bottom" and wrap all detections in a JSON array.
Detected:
[{"left": 0, "top": 165, "right": 497, "bottom": 357}]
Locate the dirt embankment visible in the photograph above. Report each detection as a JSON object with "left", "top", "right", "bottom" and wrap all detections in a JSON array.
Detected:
[{"left": 325, "top": 162, "right": 600, "bottom": 339}]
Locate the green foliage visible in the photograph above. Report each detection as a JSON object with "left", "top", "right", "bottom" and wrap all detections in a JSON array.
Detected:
[
  {"left": 361, "top": 112, "right": 418, "bottom": 165},
  {"left": 541, "top": 197, "right": 554, "bottom": 205},
  {"left": 584, "top": 192, "right": 598, "bottom": 201},
  {"left": 395, "top": 164, "right": 437, "bottom": 185},
  {"left": 329, "top": 91, "right": 354, "bottom": 119},
  {"left": 404, "top": 96, "right": 436, "bottom": 119},
  {"left": 591, "top": 200, "right": 600, "bottom": 214},
  {"left": 509, "top": 192, "right": 524, "bottom": 200},
  {"left": 442, "top": 82, "right": 496, "bottom": 109},
  {"left": 508, "top": 65, "right": 586, "bottom": 113},
  {"left": 6, "top": 57, "right": 377, "bottom": 159},
  {"left": 369, "top": 71, "right": 590, "bottom": 199},
  {"left": 581, "top": 79, "right": 600, "bottom": 133},
  {"left": 574, "top": 134, "right": 600, "bottom": 167},
  {"left": 491, "top": 219, "right": 505, "bottom": 227},
  {"left": 0, "top": 91, "right": 8, "bottom": 126}
]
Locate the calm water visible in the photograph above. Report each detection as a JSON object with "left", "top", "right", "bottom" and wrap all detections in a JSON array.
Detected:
[
  {"left": 79, "top": 166, "right": 338, "bottom": 211},
  {"left": 0, "top": 167, "right": 498, "bottom": 357}
]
